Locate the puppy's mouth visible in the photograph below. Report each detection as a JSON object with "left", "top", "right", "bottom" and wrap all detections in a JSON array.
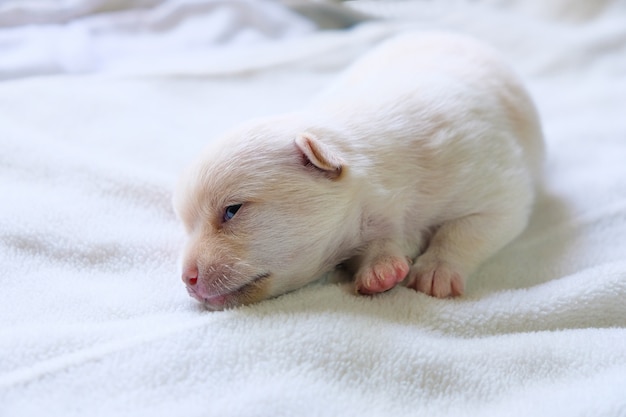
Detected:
[{"left": 187, "top": 272, "right": 271, "bottom": 311}]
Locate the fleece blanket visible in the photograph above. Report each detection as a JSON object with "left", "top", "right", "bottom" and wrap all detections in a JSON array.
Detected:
[{"left": 1, "top": 1, "right": 626, "bottom": 416}]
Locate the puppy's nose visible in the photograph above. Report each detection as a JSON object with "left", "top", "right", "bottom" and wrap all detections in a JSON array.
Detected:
[{"left": 182, "top": 266, "right": 198, "bottom": 286}]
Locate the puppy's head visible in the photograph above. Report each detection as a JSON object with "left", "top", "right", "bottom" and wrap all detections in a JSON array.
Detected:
[{"left": 173, "top": 119, "right": 353, "bottom": 310}]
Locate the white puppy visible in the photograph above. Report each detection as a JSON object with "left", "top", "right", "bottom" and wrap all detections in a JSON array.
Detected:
[{"left": 173, "top": 32, "right": 544, "bottom": 310}]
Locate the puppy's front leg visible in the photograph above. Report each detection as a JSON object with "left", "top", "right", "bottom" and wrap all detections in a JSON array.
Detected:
[
  {"left": 408, "top": 210, "right": 528, "bottom": 298},
  {"left": 354, "top": 239, "right": 411, "bottom": 295}
]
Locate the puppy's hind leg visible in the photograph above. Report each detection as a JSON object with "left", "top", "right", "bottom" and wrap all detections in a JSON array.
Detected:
[
  {"left": 408, "top": 208, "right": 530, "bottom": 298},
  {"left": 354, "top": 239, "right": 411, "bottom": 295}
]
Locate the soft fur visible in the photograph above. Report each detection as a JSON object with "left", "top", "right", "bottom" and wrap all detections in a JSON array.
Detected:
[{"left": 173, "top": 31, "right": 545, "bottom": 310}]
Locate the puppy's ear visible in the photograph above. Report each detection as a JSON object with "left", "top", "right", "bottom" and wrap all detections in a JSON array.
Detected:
[{"left": 295, "top": 133, "right": 344, "bottom": 179}]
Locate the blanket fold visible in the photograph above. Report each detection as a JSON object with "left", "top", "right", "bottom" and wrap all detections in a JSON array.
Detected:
[{"left": 1, "top": 1, "right": 625, "bottom": 416}]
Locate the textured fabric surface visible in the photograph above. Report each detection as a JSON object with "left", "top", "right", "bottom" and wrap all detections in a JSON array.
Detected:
[{"left": 1, "top": 1, "right": 625, "bottom": 416}]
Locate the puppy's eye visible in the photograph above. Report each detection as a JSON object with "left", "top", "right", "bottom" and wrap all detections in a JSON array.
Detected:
[{"left": 223, "top": 204, "right": 242, "bottom": 222}]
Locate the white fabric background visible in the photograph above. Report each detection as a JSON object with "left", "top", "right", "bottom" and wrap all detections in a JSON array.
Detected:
[{"left": 1, "top": 1, "right": 625, "bottom": 416}]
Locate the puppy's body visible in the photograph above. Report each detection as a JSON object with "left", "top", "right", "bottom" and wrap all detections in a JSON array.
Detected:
[{"left": 174, "top": 32, "right": 544, "bottom": 310}]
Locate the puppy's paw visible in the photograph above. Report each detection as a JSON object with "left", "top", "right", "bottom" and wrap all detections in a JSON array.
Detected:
[
  {"left": 408, "top": 258, "right": 465, "bottom": 298},
  {"left": 355, "top": 256, "right": 410, "bottom": 295}
]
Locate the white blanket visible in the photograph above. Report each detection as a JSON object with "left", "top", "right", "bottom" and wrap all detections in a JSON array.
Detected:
[{"left": 1, "top": 1, "right": 626, "bottom": 416}]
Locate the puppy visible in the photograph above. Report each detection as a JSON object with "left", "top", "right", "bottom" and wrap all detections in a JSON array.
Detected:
[{"left": 173, "top": 32, "right": 544, "bottom": 310}]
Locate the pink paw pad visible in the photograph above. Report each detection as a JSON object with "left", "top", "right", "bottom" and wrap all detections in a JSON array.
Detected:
[
  {"left": 409, "top": 262, "right": 465, "bottom": 298},
  {"left": 356, "top": 257, "right": 410, "bottom": 295}
]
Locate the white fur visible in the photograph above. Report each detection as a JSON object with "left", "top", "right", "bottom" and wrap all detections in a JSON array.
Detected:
[{"left": 173, "top": 32, "right": 544, "bottom": 310}]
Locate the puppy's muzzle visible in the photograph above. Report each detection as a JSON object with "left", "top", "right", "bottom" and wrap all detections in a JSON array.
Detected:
[{"left": 182, "top": 264, "right": 271, "bottom": 309}]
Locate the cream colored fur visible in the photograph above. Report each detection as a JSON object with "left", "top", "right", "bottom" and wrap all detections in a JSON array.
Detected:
[{"left": 173, "top": 32, "right": 544, "bottom": 310}]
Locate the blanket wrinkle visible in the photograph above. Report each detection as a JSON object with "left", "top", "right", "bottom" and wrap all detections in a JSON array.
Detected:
[
  {"left": 0, "top": 0, "right": 314, "bottom": 80},
  {"left": 1, "top": 1, "right": 626, "bottom": 416}
]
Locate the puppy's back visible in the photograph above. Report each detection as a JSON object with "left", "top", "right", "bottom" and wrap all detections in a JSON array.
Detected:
[{"left": 311, "top": 31, "right": 545, "bottom": 180}]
